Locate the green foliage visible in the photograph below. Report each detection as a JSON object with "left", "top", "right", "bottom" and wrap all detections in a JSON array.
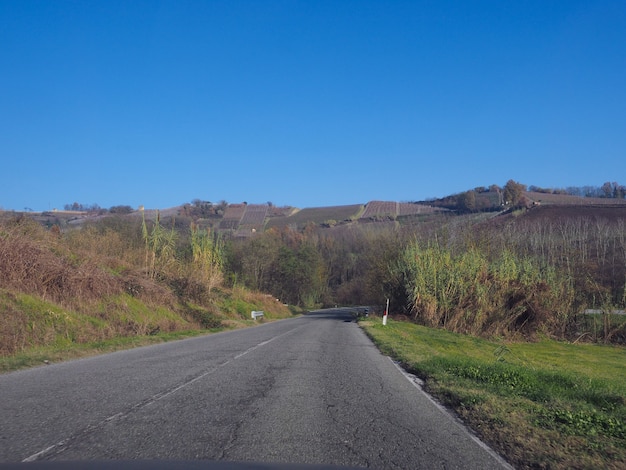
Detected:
[
  {"left": 535, "top": 408, "right": 626, "bottom": 439},
  {"left": 97, "top": 293, "right": 183, "bottom": 324},
  {"left": 182, "top": 304, "right": 222, "bottom": 329},
  {"left": 219, "top": 296, "right": 256, "bottom": 318},
  {"left": 0, "top": 290, "right": 106, "bottom": 354},
  {"left": 190, "top": 223, "right": 224, "bottom": 294},
  {"left": 273, "top": 243, "right": 324, "bottom": 306},
  {"left": 226, "top": 227, "right": 328, "bottom": 307},
  {"left": 142, "top": 210, "right": 177, "bottom": 280}
]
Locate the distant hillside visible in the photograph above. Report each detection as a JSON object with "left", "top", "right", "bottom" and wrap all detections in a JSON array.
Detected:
[
  {"left": 509, "top": 203, "right": 626, "bottom": 223},
  {"left": 525, "top": 191, "right": 626, "bottom": 206},
  {"left": 5, "top": 180, "right": 626, "bottom": 232},
  {"left": 140, "top": 201, "right": 446, "bottom": 234},
  {"left": 421, "top": 185, "right": 626, "bottom": 213}
]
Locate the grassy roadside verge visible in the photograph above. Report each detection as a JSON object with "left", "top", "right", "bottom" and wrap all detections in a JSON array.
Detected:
[
  {"left": 0, "top": 328, "right": 229, "bottom": 374},
  {"left": 1, "top": 306, "right": 304, "bottom": 374},
  {"left": 360, "top": 318, "right": 626, "bottom": 469},
  {"left": 0, "top": 281, "right": 303, "bottom": 374}
]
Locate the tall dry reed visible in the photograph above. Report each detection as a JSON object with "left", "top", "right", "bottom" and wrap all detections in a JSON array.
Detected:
[{"left": 402, "top": 240, "right": 576, "bottom": 339}]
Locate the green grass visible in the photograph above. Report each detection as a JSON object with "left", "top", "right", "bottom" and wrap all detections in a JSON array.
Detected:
[
  {"left": 0, "top": 329, "right": 214, "bottom": 374},
  {"left": 0, "top": 287, "right": 297, "bottom": 374},
  {"left": 360, "top": 318, "right": 626, "bottom": 470},
  {"left": 218, "top": 295, "right": 259, "bottom": 319},
  {"left": 96, "top": 293, "right": 189, "bottom": 334}
]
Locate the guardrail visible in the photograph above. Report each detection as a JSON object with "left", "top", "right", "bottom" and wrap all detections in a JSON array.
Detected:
[{"left": 251, "top": 310, "right": 264, "bottom": 320}]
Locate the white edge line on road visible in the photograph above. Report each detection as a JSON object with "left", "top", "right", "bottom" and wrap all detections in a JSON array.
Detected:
[
  {"left": 233, "top": 338, "right": 274, "bottom": 359},
  {"left": 389, "top": 358, "right": 514, "bottom": 470},
  {"left": 22, "top": 445, "right": 63, "bottom": 463}
]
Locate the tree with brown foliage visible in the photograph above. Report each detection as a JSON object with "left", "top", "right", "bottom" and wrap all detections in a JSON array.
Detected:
[{"left": 503, "top": 179, "right": 527, "bottom": 206}]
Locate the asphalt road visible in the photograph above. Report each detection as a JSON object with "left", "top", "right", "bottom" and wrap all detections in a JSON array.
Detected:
[{"left": 0, "top": 309, "right": 511, "bottom": 469}]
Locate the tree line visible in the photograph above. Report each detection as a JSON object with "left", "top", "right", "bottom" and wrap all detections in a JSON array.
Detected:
[
  {"left": 530, "top": 181, "right": 626, "bottom": 199},
  {"left": 224, "top": 208, "right": 625, "bottom": 342},
  {"left": 43, "top": 185, "right": 626, "bottom": 344},
  {"left": 62, "top": 202, "right": 134, "bottom": 214}
]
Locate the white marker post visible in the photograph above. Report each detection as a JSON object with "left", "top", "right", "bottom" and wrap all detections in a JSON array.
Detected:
[{"left": 382, "top": 298, "right": 389, "bottom": 326}]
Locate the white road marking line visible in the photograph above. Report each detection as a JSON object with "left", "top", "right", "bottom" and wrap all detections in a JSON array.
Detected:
[
  {"left": 389, "top": 358, "right": 514, "bottom": 470},
  {"left": 22, "top": 330, "right": 295, "bottom": 462}
]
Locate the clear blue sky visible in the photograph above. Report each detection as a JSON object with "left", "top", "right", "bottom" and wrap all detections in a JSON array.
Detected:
[{"left": 2, "top": 0, "right": 625, "bottom": 211}]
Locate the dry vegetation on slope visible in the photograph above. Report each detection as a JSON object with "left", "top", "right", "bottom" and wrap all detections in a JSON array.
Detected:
[{"left": 0, "top": 214, "right": 292, "bottom": 360}]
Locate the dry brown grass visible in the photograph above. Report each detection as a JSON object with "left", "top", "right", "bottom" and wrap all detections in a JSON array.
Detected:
[{"left": 0, "top": 218, "right": 123, "bottom": 305}]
